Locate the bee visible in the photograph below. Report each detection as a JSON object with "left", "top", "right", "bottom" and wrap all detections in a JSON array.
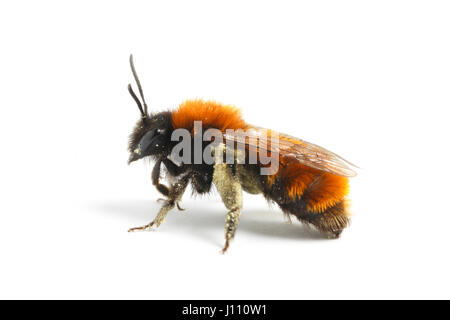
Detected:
[{"left": 126, "top": 55, "right": 357, "bottom": 253}]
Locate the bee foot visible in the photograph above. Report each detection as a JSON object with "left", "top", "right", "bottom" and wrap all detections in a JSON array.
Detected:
[
  {"left": 221, "top": 240, "right": 230, "bottom": 254},
  {"left": 128, "top": 222, "right": 155, "bottom": 232}
]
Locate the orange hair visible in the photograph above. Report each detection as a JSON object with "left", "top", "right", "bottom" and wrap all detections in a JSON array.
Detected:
[{"left": 171, "top": 99, "right": 247, "bottom": 133}]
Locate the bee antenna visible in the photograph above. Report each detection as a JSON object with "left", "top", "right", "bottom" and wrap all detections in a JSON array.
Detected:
[
  {"left": 129, "top": 54, "right": 149, "bottom": 117},
  {"left": 128, "top": 84, "right": 145, "bottom": 117}
]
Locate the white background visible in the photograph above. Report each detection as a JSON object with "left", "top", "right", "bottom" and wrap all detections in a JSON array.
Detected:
[{"left": 0, "top": 1, "right": 449, "bottom": 299}]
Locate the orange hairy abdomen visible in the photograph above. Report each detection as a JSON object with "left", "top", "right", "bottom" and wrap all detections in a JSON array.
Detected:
[{"left": 267, "top": 156, "right": 350, "bottom": 213}]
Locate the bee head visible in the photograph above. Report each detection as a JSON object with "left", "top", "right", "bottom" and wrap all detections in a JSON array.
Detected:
[
  {"left": 128, "top": 113, "right": 172, "bottom": 164},
  {"left": 126, "top": 55, "right": 173, "bottom": 164}
]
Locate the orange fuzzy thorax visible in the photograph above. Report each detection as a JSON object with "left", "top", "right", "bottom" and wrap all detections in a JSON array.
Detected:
[{"left": 171, "top": 99, "right": 247, "bottom": 132}]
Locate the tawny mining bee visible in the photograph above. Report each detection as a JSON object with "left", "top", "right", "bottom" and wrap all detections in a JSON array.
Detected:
[{"left": 126, "top": 55, "right": 357, "bottom": 253}]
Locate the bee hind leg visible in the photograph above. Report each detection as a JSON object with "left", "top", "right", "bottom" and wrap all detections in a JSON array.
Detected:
[
  {"left": 222, "top": 208, "right": 241, "bottom": 253},
  {"left": 213, "top": 163, "right": 243, "bottom": 253}
]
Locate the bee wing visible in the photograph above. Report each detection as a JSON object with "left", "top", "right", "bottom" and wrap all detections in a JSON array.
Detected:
[{"left": 223, "top": 125, "right": 358, "bottom": 177}]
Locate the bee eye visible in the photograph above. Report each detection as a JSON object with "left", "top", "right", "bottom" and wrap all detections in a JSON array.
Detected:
[{"left": 156, "top": 128, "right": 166, "bottom": 135}]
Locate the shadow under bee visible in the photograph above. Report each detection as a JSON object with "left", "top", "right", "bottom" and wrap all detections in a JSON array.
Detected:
[{"left": 91, "top": 199, "right": 327, "bottom": 245}]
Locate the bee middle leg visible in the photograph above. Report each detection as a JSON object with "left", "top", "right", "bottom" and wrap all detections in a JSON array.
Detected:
[{"left": 213, "top": 163, "right": 243, "bottom": 253}]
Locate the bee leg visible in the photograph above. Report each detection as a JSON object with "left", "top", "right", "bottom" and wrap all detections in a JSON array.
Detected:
[
  {"left": 213, "top": 162, "right": 243, "bottom": 254},
  {"left": 162, "top": 158, "right": 188, "bottom": 176},
  {"left": 162, "top": 159, "right": 188, "bottom": 210},
  {"left": 128, "top": 173, "right": 190, "bottom": 232},
  {"left": 157, "top": 198, "right": 184, "bottom": 211},
  {"left": 222, "top": 209, "right": 241, "bottom": 253},
  {"left": 152, "top": 158, "right": 170, "bottom": 196},
  {"left": 128, "top": 199, "right": 175, "bottom": 232}
]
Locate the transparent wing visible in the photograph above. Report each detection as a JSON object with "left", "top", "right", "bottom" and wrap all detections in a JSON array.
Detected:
[{"left": 223, "top": 125, "right": 358, "bottom": 177}]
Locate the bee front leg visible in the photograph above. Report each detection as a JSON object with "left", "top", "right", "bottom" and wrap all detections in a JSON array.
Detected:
[
  {"left": 128, "top": 165, "right": 190, "bottom": 232},
  {"left": 152, "top": 158, "right": 170, "bottom": 197},
  {"left": 162, "top": 158, "right": 188, "bottom": 211},
  {"left": 128, "top": 198, "right": 175, "bottom": 232},
  {"left": 213, "top": 163, "right": 243, "bottom": 253}
]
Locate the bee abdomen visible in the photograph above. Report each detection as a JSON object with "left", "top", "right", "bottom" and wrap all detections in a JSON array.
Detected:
[
  {"left": 263, "top": 164, "right": 351, "bottom": 237},
  {"left": 282, "top": 199, "right": 349, "bottom": 237}
]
